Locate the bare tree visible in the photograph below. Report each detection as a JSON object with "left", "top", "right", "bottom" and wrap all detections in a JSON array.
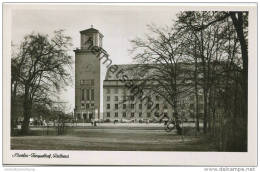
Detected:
[
  {"left": 129, "top": 25, "right": 193, "bottom": 132},
  {"left": 176, "top": 11, "right": 247, "bottom": 151},
  {"left": 11, "top": 30, "right": 73, "bottom": 135}
]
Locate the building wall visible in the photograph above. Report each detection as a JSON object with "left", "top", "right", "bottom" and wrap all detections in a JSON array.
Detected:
[
  {"left": 74, "top": 50, "right": 101, "bottom": 121},
  {"left": 103, "top": 80, "right": 204, "bottom": 122},
  {"left": 74, "top": 28, "right": 104, "bottom": 121}
]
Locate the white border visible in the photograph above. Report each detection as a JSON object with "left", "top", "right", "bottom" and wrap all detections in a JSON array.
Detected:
[{"left": 2, "top": 3, "right": 258, "bottom": 166}]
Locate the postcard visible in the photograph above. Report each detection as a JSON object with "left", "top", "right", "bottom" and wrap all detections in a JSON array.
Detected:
[{"left": 2, "top": 2, "right": 257, "bottom": 166}]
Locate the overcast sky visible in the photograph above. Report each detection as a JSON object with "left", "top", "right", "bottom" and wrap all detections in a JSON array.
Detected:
[{"left": 11, "top": 4, "right": 179, "bottom": 113}]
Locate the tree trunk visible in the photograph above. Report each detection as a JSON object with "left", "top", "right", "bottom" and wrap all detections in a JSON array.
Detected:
[
  {"left": 21, "top": 86, "right": 32, "bottom": 135},
  {"left": 230, "top": 11, "right": 248, "bottom": 151},
  {"left": 11, "top": 81, "right": 18, "bottom": 136},
  {"left": 203, "top": 89, "right": 208, "bottom": 134},
  {"left": 230, "top": 12, "right": 248, "bottom": 118},
  {"left": 194, "top": 57, "right": 200, "bottom": 132}
]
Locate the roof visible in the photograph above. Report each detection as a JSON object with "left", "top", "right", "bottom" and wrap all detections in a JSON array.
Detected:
[
  {"left": 104, "top": 64, "right": 160, "bottom": 81},
  {"left": 80, "top": 28, "right": 104, "bottom": 37},
  {"left": 104, "top": 61, "right": 238, "bottom": 81}
]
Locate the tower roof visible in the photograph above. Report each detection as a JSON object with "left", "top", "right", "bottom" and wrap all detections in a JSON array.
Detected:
[
  {"left": 80, "top": 27, "right": 104, "bottom": 37},
  {"left": 80, "top": 28, "right": 99, "bottom": 33}
]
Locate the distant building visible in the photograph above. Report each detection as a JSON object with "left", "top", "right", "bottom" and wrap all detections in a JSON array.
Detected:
[{"left": 74, "top": 27, "right": 104, "bottom": 122}]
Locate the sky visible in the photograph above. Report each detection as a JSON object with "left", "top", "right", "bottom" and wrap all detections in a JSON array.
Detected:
[{"left": 11, "top": 4, "right": 179, "bottom": 113}]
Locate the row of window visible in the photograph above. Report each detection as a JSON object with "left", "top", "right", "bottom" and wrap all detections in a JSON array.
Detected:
[
  {"left": 106, "top": 103, "right": 167, "bottom": 110},
  {"left": 81, "top": 103, "right": 95, "bottom": 109},
  {"left": 105, "top": 88, "right": 203, "bottom": 103},
  {"left": 106, "top": 88, "right": 119, "bottom": 94},
  {"left": 105, "top": 88, "right": 161, "bottom": 98},
  {"left": 81, "top": 89, "right": 95, "bottom": 101},
  {"left": 106, "top": 95, "right": 160, "bottom": 102},
  {"left": 80, "top": 79, "right": 95, "bottom": 86},
  {"left": 106, "top": 112, "right": 152, "bottom": 118}
]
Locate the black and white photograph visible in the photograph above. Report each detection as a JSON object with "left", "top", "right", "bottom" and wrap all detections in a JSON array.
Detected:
[{"left": 2, "top": 2, "right": 257, "bottom": 166}]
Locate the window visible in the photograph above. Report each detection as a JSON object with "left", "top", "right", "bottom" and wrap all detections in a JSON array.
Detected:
[
  {"left": 130, "top": 104, "right": 134, "bottom": 109},
  {"left": 156, "top": 104, "right": 159, "bottom": 110},
  {"left": 156, "top": 96, "right": 160, "bottom": 101},
  {"left": 130, "top": 96, "right": 134, "bottom": 101},
  {"left": 123, "top": 104, "right": 126, "bottom": 109},
  {"left": 107, "top": 112, "right": 110, "bottom": 117},
  {"left": 190, "top": 104, "right": 194, "bottom": 110},
  {"left": 81, "top": 89, "right": 85, "bottom": 101},
  {"left": 115, "top": 112, "right": 118, "bottom": 117},
  {"left": 139, "top": 112, "right": 142, "bottom": 117},
  {"left": 86, "top": 104, "right": 89, "bottom": 109},
  {"left": 106, "top": 88, "right": 110, "bottom": 94},
  {"left": 86, "top": 89, "right": 90, "bottom": 101},
  {"left": 114, "top": 88, "right": 118, "bottom": 94},
  {"left": 139, "top": 104, "right": 142, "bottom": 109},
  {"left": 115, "top": 96, "right": 118, "bottom": 101},
  {"left": 122, "top": 96, "right": 127, "bottom": 101},
  {"left": 81, "top": 103, "right": 85, "bottom": 109},
  {"left": 91, "top": 103, "right": 94, "bottom": 107},
  {"left": 107, "top": 96, "right": 110, "bottom": 101},
  {"left": 131, "top": 112, "right": 134, "bottom": 117},
  {"left": 107, "top": 104, "right": 110, "bottom": 109},
  {"left": 123, "top": 112, "right": 126, "bottom": 117},
  {"left": 91, "top": 89, "right": 94, "bottom": 101},
  {"left": 163, "top": 105, "right": 168, "bottom": 109},
  {"left": 147, "top": 113, "right": 151, "bottom": 117},
  {"left": 115, "top": 104, "right": 118, "bottom": 109},
  {"left": 91, "top": 79, "right": 94, "bottom": 86}
]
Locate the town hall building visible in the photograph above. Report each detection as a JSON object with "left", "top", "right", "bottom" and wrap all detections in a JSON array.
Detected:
[{"left": 74, "top": 27, "right": 204, "bottom": 122}]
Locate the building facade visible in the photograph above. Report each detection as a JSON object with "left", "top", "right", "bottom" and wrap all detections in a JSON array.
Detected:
[
  {"left": 103, "top": 65, "right": 204, "bottom": 122},
  {"left": 74, "top": 27, "right": 104, "bottom": 122},
  {"left": 74, "top": 29, "right": 204, "bottom": 122}
]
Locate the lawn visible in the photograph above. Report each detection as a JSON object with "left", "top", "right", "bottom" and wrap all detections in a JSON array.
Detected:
[{"left": 11, "top": 124, "right": 217, "bottom": 151}]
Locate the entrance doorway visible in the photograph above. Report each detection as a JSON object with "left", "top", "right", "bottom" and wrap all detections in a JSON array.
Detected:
[
  {"left": 89, "top": 113, "right": 93, "bottom": 121},
  {"left": 83, "top": 113, "right": 87, "bottom": 121}
]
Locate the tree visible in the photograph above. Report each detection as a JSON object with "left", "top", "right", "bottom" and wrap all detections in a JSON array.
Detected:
[
  {"left": 176, "top": 11, "right": 247, "bottom": 151},
  {"left": 178, "top": 11, "right": 248, "bottom": 121},
  {"left": 11, "top": 30, "right": 72, "bottom": 135},
  {"left": 130, "top": 11, "right": 247, "bottom": 151},
  {"left": 129, "top": 25, "right": 193, "bottom": 132}
]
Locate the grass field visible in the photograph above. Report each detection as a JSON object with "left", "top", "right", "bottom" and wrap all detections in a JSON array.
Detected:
[{"left": 11, "top": 124, "right": 217, "bottom": 151}]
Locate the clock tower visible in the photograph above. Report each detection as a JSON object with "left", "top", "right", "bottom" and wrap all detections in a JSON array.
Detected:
[{"left": 74, "top": 27, "right": 104, "bottom": 122}]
